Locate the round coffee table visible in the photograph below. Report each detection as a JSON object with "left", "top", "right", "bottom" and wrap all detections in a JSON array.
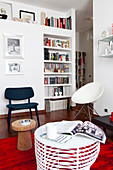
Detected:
[
  {"left": 12, "top": 119, "right": 36, "bottom": 151},
  {"left": 35, "top": 122, "right": 100, "bottom": 170}
]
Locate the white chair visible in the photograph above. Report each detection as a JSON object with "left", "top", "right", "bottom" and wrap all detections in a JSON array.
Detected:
[{"left": 71, "top": 82, "right": 104, "bottom": 121}]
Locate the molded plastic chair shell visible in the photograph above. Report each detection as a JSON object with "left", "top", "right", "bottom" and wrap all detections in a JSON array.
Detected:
[
  {"left": 71, "top": 82, "right": 104, "bottom": 121},
  {"left": 72, "top": 82, "right": 104, "bottom": 104}
]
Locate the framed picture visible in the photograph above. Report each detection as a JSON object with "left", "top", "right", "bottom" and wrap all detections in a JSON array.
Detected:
[
  {"left": 0, "top": 2, "right": 12, "bottom": 20},
  {"left": 4, "top": 34, "right": 24, "bottom": 59},
  {"left": 19, "top": 10, "right": 35, "bottom": 22},
  {"left": 5, "top": 60, "right": 24, "bottom": 75}
]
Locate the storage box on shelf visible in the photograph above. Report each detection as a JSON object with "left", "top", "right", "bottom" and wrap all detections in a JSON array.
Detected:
[
  {"left": 43, "top": 34, "right": 72, "bottom": 111},
  {"left": 98, "top": 35, "right": 113, "bottom": 57}
]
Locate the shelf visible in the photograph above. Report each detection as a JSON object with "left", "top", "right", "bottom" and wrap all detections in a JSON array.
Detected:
[
  {"left": 44, "top": 60, "right": 71, "bottom": 64},
  {"left": 44, "top": 72, "right": 71, "bottom": 75},
  {"left": 44, "top": 46, "right": 71, "bottom": 51},
  {"left": 98, "top": 35, "right": 113, "bottom": 42},
  {"left": 44, "top": 84, "right": 72, "bottom": 87},
  {"left": 45, "top": 95, "right": 71, "bottom": 99},
  {"left": 99, "top": 53, "right": 113, "bottom": 58}
]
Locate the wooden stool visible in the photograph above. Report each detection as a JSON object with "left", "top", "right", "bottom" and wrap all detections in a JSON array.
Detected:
[{"left": 12, "top": 119, "right": 36, "bottom": 151}]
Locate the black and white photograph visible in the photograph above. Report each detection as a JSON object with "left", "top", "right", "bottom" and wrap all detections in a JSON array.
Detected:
[
  {"left": 6, "top": 60, "right": 23, "bottom": 75},
  {"left": 4, "top": 34, "right": 24, "bottom": 58},
  {"left": 8, "top": 38, "right": 20, "bottom": 55}
]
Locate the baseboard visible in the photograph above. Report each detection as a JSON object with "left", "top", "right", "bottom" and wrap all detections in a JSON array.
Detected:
[{"left": 0, "top": 110, "right": 46, "bottom": 119}]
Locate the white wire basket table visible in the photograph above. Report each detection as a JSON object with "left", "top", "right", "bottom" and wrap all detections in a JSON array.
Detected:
[{"left": 35, "top": 122, "right": 100, "bottom": 170}]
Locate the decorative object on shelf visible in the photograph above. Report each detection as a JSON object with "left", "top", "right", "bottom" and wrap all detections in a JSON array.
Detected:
[
  {"left": 98, "top": 35, "right": 113, "bottom": 57},
  {"left": 4, "top": 34, "right": 24, "bottom": 59},
  {"left": 5, "top": 60, "right": 24, "bottom": 75},
  {"left": 41, "top": 12, "right": 46, "bottom": 25},
  {"left": 58, "top": 68, "right": 60, "bottom": 73},
  {"left": 13, "top": 17, "right": 23, "bottom": 22},
  {"left": 0, "top": 8, "right": 7, "bottom": 19},
  {"left": 0, "top": 2, "right": 12, "bottom": 20},
  {"left": 54, "top": 86, "right": 63, "bottom": 96},
  {"left": 44, "top": 67, "right": 53, "bottom": 73},
  {"left": 101, "top": 31, "right": 109, "bottom": 38},
  {"left": 44, "top": 77, "right": 48, "bottom": 84},
  {"left": 19, "top": 10, "right": 35, "bottom": 23},
  {"left": 104, "top": 45, "right": 111, "bottom": 55}
]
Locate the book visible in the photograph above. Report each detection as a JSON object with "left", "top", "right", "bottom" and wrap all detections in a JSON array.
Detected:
[{"left": 57, "top": 120, "right": 106, "bottom": 144}]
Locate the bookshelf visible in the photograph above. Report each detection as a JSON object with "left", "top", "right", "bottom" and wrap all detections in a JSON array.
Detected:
[
  {"left": 43, "top": 33, "right": 73, "bottom": 111},
  {"left": 75, "top": 51, "right": 86, "bottom": 89}
]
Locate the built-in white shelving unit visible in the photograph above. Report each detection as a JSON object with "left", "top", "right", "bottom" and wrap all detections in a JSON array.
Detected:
[{"left": 43, "top": 33, "right": 72, "bottom": 100}]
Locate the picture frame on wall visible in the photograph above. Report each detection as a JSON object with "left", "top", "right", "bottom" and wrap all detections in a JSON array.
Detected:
[
  {"left": 4, "top": 34, "right": 24, "bottom": 59},
  {"left": 0, "top": 2, "right": 12, "bottom": 20},
  {"left": 19, "top": 10, "right": 35, "bottom": 22},
  {"left": 5, "top": 60, "right": 24, "bottom": 75}
]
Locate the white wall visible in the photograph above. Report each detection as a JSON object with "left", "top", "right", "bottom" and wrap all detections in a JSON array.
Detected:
[
  {"left": 0, "top": 1, "right": 75, "bottom": 115},
  {"left": 0, "top": 20, "right": 44, "bottom": 114},
  {"left": 93, "top": 0, "right": 113, "bottom": 115}
]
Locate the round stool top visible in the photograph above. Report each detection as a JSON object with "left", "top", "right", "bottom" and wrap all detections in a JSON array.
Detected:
[
  {"left": 35, "top": 122, "right": 99, "bottom": 149},
  {"left": 12, "top": 119, "right": 36, "bottom": 132}
]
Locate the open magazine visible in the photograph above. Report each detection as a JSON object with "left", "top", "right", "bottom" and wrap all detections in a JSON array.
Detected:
[{"left": 57, "top": 120, "right": 106, "bottom": 144}]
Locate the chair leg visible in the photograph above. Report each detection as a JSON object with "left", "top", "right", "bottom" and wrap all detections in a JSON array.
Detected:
[
  {"left": 74, "top": 105, "right": 85, "bottom": 119},
  {"left": 29, "top": 109, "right": 33, "bottom": 119},
  {"left": 35, "top": 107, "right": 40, "bottom": 127},
  {"left": 88, "top": 104, "right": 92, "bottom": 121},
  {"left": 8, "top": 109, "right": 11, "bottom": 130}
]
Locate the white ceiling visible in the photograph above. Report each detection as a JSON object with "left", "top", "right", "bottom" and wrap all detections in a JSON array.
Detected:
[{"left": 11, "top": 0, "right": 93, "bottom": 32}]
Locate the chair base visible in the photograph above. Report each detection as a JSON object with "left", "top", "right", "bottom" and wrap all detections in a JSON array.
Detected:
[{"left": 74, "top": 104, "right": 99, "bottom": 121}]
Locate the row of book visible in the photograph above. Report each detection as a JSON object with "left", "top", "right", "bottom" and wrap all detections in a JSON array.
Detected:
[
  {"left": 44, "top": 38, "right": 70, "bottom": 49},
  {"left": 44, "top": 63, "right": 69, "bottom": 73},
  {"left": 75, "top": 51, "right": 86, "bottom": 89},
  {"left": 45, "top": 16, "right": 71, "bottom": 30},
  {"left": 45, "top": 98, "right": 71, "bottom": 112},
  {"left": 44, "top": 77, "right": 69, "bottom": 85},
  {"left": 76, "top": 67, "right": 85, "bottom": 75},
  {"left": 44, "top": 48, "right": 69, "bottom": 61}
]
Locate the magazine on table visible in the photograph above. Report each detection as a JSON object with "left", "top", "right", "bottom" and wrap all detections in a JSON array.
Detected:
[{"left": 57, "top": 120, "right": 106, "bottom": 144}]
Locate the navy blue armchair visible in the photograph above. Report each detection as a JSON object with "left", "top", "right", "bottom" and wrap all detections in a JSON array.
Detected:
[{"left": 5, "top": 87, "right": 40, "bottom": 129}]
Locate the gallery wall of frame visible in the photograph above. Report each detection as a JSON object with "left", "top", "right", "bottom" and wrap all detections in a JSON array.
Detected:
[{"left": 4, "top": 34, "right": 24, "bottom": 75}]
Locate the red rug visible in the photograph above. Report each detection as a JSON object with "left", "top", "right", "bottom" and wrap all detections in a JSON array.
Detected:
[{"left": 0, "top": 134, "right": 113, "bottom": 170}]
